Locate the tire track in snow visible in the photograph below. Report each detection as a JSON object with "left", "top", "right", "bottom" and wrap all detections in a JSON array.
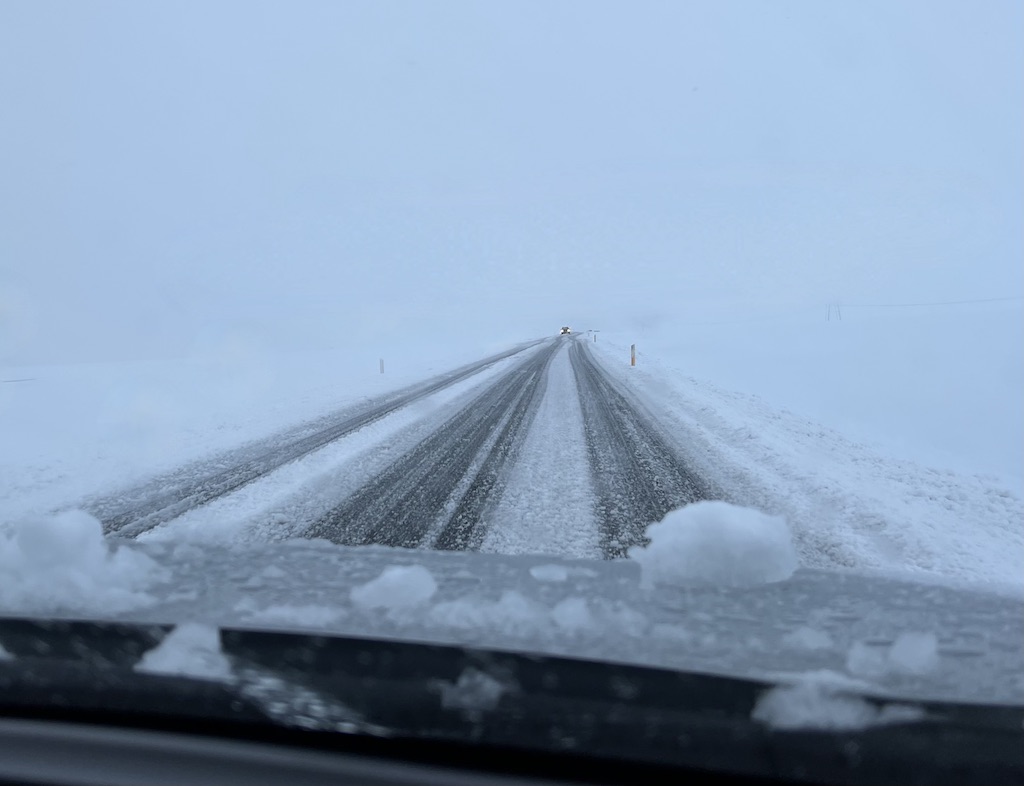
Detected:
[
  {"left": 305, "top": 341, "right": 559, "bottom": 548},
  {"left": 479, "top": 340, "right": 600, "bottom": 560},
  {"left": 570, "top": 339, "right": 715, "bottom": 557},
  {"left": 431, "top": 344, "right": 556, "bottom": 551},
  {"left": 89, "top": 341, "right": 545, "bottom": 539}
]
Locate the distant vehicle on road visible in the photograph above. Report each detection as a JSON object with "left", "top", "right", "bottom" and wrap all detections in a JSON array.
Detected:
[{"left": 560, "top": 326, "right": 572, "bottom": 335}]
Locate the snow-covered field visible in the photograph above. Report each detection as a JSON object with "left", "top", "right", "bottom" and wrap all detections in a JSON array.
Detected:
[
  {"left": 608, "top": 301, "right": 1022, "bottom": 493},
  {"left": 0, "top": 337, "right": 521, "bottom": 522},
  {"left": 589, "top": 304, "right": 1022, "bottom": 590}
]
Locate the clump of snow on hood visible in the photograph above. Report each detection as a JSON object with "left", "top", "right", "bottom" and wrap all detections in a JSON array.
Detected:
[
  {"left": 529, "top": 564, "right": 569, "bottom": 582},
  {"left": 888, "top": 632, "right": 940, "bottom": 675},
  {"left": 847, "top": 632, "right": 940, "bottom": 678},
  {"left": 0, "top": 642, "right": 12, "bottom": 661},
  {"left": 350, "top": 564, "right": 437, "bottom": 612},
  {"left": 234, "top": 598, "right": 346, "bottom": 629},
  {"left": 752, "top": 681, "right": 925, "bottom": 731},
  {"left": 651, "top": 622, "right": 692, "bottom": 642},
  {"left": 782, "top": 626, "right": 834, "bottom": 651},
  {"left": 550, "top": 597, "right": 595, "bottom": 633},
  {"left": 434, "top": 667, "right": 511, "bottom": 712},
  {"left": 428, "top": 590, "right": 647, "bottom": 640},
  {"left": 628, "top": 501, "right": 798, "bottom": 588},
  {"left": 242, "top": 564, "right": 289, "bottom": 588},
  {"left": 0, "top": 510, "right": 165, "bottom": 614},
  {"left": 430, "top": 590, "right": 548, "bottom": 633},
  {"left": 135, "top": 622, "right": 233, "bottom": 682},
  {"left": 846, "top": 642, "right": 888, "bottom": 677}
]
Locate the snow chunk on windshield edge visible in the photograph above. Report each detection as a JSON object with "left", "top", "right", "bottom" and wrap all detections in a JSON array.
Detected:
[
  {"left": 847, "top": 632, "right": 940, "bottom": 678},
  {"left": 0, "top": 510, "right": 166, "bottom": 615},
  {"left": 234, "top": 598, "right": 346, "bottom": 630},
  {"left": 433, "top": 667, "right": 512, "bottom": 712},
  {"left": 628, "top": 501, "right": 798, "bottom": 588},
  {"left": 529, "top": 564, "right": 569, "bottom": 582},
  {"left": 350, "top": 565, "right": 437, "bottom": 612},
  {"left": 888, "top": 632, "right": 940, "bottom": 675},
  {"left": 753, "top": 682, "right": 925, "bottom": 731},
  {"left": 135, "top": 622, "right": 233, "bottom": 682},
  {"left": 782, "top": 626, "right": 834, "bottom": 651}
]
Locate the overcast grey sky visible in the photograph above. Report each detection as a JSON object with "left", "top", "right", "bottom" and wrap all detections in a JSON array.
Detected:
[{"left": 1, "top": 0, "right": 1021, "bottom": 362}]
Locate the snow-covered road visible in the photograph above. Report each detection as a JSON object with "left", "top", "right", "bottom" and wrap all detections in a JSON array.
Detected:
[
  {"left": 7, "top": 333, "right": 1021, "bottom": 589},
  {"left": 93, "top": 337, "right": 718, "bottom": 559},
  {"left": 88, "top": 340, "right": 544, "bottom": 539}
]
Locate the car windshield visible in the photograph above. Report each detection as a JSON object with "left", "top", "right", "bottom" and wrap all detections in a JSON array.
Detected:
[{"left": 1, "top": 0, "right": 1022, "bottom": 750}]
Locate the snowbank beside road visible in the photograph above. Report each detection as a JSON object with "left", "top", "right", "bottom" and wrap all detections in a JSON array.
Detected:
[
  {"left": 600, "top": 303, "right": 1022, "bottom": 490},
  {"left": 590, "top": 333, "right": 1023, "bottom": 590}
]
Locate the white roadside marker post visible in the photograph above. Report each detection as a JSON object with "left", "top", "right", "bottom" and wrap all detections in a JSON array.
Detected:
[
  {"left": 630, "top": 344, "right": 636, "bottom": 366},
  {"left": 380, "top": 358, "right": 384, "bottom": 374}
]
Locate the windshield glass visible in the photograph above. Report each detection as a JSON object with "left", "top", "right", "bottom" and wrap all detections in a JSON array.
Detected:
[{"left": 1, "top": 0, "right": 1022, "bottom": 731}]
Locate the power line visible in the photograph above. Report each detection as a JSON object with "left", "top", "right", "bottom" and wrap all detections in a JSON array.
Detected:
[
  {"left": 660, "top": 294, "right": 1021, "bottom": 328},
  {"left": 841, "top": 295, "right": 1023, "bottom": 308},
  {"left": 671, "top": 310, "right": 817, "bottom": 327}
]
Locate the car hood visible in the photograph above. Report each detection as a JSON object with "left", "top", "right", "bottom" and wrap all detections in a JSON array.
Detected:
[{"left": 7, "top": 536, "right": 1019, "bottom": 707}]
